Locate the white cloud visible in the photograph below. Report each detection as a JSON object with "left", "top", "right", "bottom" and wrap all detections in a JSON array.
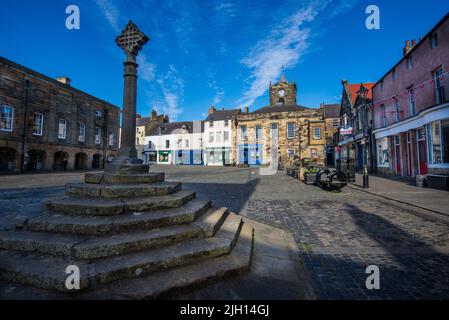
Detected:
[
  {"left": 238, "top": 6, "right": 318, "bottom": 107},
  {"left": 215, "top": 2, "right": 236, "bottom": 17},
  {"left": 137, "top": 54, "right": 156, "bottom": 82},
  {"left": 156, "top": 65, "right": 184, "bottom": 120},
  {"left": 207, "top": 75, "right": 225, "bottom": 106},
  {"left": 95, "top": 0, "right": 121, "bottom": 32}
]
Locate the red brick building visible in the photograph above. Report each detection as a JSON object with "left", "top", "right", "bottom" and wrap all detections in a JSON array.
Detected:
[{"left": 372, "top": 13, "right": 449, "bottom": 179}]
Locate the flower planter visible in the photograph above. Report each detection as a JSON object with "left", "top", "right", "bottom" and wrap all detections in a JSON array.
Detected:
[{"left": 303, "top": 173, "right": 316, "bottom": 185}]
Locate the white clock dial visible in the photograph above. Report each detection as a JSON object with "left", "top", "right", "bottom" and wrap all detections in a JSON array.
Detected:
[{"left": 278, "top": 89, "right": 286, "bottom": 97}]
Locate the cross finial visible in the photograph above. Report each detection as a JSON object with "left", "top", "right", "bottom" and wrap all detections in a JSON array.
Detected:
[{"left": 115, "top": 21, "right": 149, "bottom": 58}]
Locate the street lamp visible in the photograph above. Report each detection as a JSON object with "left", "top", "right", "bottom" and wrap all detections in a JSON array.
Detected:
[{"left": 357, "top": 83, "right": 369, "bottom": 188}]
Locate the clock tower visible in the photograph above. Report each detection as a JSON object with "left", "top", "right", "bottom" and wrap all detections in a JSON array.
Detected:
[{"left": 269, "top": 74, "right": 297, "bottom": 106}]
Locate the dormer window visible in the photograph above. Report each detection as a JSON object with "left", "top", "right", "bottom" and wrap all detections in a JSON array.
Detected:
[{"left": 209, "top": 121, "right": 214, "bottom": 128}]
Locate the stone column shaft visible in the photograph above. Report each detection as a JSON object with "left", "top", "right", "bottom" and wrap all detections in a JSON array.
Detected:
[{"left": 119, "top": 58, "right": 138, "bottom": 158}]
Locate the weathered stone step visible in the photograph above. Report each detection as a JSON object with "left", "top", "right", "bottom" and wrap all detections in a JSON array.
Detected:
[
  {"left": 215, "top": 212, "right": 244, "bottom": 249},
  {"left": 73, "top": 224, "right": 202, "bottom": 259},
  {"left": 0, "top": 230, "right": 84, "bottom": 256},
  {"left": 0, "top": 250, "right": 91, "bottom": 292},
  {"left": 192, "top": 207, "right": 229, "bottom": 237},
  {"left": 94, "top": 237, "right": 233, "bottom": 285},
  {"left": 65, "top": 181, "right": 181, "bottom": 198},
  {"left": 85, "top": 172, "right": 165, "bottom": 185},
  {"left": 45, "top": 190, "right": 196, "bottom": 216},
  {"left": 27, "top": 199, "right": 211, "bottom": 235},
  {"left": 0, "top": 229, "right": 241, "bottom": 292},
  {"left": 0, "top": 223, "right": 206, "bottom": 259},
  {"left": 0, "top": 224, "right": 254, "bottom": 300},
  {"left": 79, "top": 223, "right": 254, "bottom": 299}
]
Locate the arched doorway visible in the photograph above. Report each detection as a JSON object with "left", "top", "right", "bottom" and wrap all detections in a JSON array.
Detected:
[
  {"left": 74, "top": 153, "right": 87, "bottom": 169},
  {"left": 27, "top": 150, "right": 46, "bottom": 171},
  {"left": 0, "top": 147, "right": 16, "bottom": 173},
  {"left": 92, "top": 154, "right": 103, "bottom": 169},
  {"left": 53, "top": 151, "right": 69, "bottom": 171}
]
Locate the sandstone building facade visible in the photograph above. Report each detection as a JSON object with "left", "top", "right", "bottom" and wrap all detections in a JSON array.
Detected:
[
  {"left": 235, "top": 76, "right": 326, "bottom": 167},
  {"left": 0, "top": 57, "right": 120, "bottom": 173}
]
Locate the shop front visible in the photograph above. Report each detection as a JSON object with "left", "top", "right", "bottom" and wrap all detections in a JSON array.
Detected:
[{"left": 158, "top": 150, "right": 172, "bottom": 164}]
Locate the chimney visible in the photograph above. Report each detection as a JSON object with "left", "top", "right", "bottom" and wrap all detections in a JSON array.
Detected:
[
  {"left": 136, "top": 114, "right": 142, "bottom": 119},
  {"left": 56, "top": 76, "right": 71, "bottom": 86},
  {"left": 243, "top": 106, "right": 249, "bottom": 114},
  {"left": 403, "top": 40, "right": 417, "bottom": 56},
  {"left": 208, "top": 106, "right": 216, "bottom": 115},
  {"left": 151, "top": 109, "right": 157, "bottom": 120},
  {"left": 221, "top": 107, "right": 225, "bottom": 111}
]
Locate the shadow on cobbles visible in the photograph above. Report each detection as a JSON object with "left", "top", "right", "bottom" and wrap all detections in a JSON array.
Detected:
[{"left": 302, "top": 203, "right": 449, "bottom": 300}]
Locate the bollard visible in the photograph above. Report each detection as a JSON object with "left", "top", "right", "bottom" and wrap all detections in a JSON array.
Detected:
[{"left": 363, "top": 165, "right": 369, "bottom": 188}]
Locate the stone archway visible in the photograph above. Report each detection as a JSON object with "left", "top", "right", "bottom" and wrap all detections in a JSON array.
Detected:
[
  {"left": 74, "top": 152, "right": 88, "bottom": 170},
  {"left": 92, "top": 153, "right": 103, "bottom": 169},
  {"left": 27, "top": 150, "right": 46, "bottom": 171},
  {"left": 53, "top": 151, "right": 69, "bottom": 171},
  {"left": 0, "top": 147, "right": 16, "bottom": 173}
]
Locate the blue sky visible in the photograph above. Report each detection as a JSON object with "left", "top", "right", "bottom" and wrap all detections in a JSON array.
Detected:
[{"left": 1, "top": 0, "right": 448, "bottom": 121}]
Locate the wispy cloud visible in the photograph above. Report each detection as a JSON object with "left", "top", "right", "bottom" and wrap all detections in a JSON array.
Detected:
[
  {"left": 137, "top": 54, "right": 156, "bottom": 82},
  {"left": 94, "top": 0, "right": 121, "bottom": 32},
  {"left": 156, "top": 65, "right": 184, "bottom": 120},
  {"left": 207, "top": 72, "right": 224, "bottom": 106},
  {"left": 238, "top": 6, "right": 318, "bottom": 106},
  {"left": 238, "top": 0, "right": 357, "bottom": 107}
]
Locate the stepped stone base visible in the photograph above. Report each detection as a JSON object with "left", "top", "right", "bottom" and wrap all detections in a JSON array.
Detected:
[{"left": 0, "top": 166, "right": 255, "bottom": 299}]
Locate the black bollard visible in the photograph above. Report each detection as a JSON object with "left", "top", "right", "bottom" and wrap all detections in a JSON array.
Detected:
[{"left": 363, "top": 165, "right": 369, "bottom": 188}]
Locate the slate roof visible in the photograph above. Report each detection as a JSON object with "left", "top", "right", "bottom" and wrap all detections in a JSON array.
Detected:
[
  {"left": 136, "top": 117, "right": 152, "bottom": 126},
  {"left": 147, "top": 121, "right": 204, "bottom": 136},
  {"left": 323, "top": 104, "right": 340, "bottom": 118},
  {"left": 205, "top": 108, "right": 240, "bottom": 121},
  {"left": 251, "top": 104, "right": 309, "bottom": 114}
]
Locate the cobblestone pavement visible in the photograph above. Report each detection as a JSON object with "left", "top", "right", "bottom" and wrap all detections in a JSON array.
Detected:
[{"left": 1, "top": 166, "right": 449, "bottom": 299}]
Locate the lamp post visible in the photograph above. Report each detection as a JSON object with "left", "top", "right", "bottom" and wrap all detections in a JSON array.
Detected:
[{"left": 357, "top": 84, "right": 369, "bottom": 188}]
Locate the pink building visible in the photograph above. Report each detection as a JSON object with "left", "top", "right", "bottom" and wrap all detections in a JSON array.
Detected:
[{"left": 372, "top": 13, "right": 449, "bottom": 182}]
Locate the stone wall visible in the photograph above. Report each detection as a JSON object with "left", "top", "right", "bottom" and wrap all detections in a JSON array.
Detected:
[
  {"left": 235, "top": 108, "right": 326, "bottom": 167},
  {"left": 0, "top": 57, "right": 120, "bottom": 173}
]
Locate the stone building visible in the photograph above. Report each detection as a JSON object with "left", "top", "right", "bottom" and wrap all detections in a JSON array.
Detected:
[
  {"left": 235, "top": 75, "right": 325, "bottom": 167},
  {"left": 0, "top": 56, "right": 120, "bottom": 173},
  {"left": 135, "top": 110, "right": 168, "bottom": 162},
  {"left": 321, "top": 103, "right": 340, "bottom": 167}
]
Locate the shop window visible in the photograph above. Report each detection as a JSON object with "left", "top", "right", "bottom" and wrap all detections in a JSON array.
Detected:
[
  {"left": 377, "top": 137, "right": 389, "bottom": 166},
  {"left": 428, "top": 120, "right": 449, "bottom": 164}
]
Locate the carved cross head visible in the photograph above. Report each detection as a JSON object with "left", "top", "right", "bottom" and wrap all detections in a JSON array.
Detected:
[{"left": 115, "top": 21, "right": 149, "bottom": 57}]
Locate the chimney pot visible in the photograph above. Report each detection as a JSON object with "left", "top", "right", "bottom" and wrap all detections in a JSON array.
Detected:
[{"left": 244, "top": 106, "right": 249, "bottom": 114}]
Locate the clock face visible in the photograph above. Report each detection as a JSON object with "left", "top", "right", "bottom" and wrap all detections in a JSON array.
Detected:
[{"left": 277, "top": 89, "right": 286, "bottom": 97}]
